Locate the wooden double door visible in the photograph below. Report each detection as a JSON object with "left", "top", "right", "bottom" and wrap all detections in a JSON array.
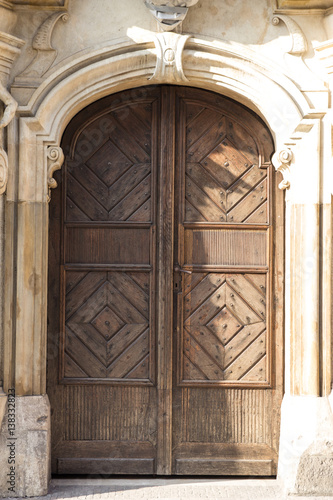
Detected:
[{"left": 48, "top": 85, "right": 283, "bottom": 476}]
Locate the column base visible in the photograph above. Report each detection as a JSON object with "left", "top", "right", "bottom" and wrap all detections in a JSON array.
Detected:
[
  {"left": 278, "top": 393, "right": 333, "bottom": 496},
  {"left": 0, "top": 395, "right": 50, "bottom": 498}
]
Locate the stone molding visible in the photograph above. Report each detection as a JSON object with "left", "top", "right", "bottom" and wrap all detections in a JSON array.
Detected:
[
  {"left": 13, "top": 35, "right": 310, "bottom": 146},
  {"left": 11, "top": 0, "right": 68, "bottom": 10},
  {"left": 0, "top": 31, "right": 24, "bottom": 82},
  {"left": 272, "top": 0, "right": 333, "bottom": 14}
]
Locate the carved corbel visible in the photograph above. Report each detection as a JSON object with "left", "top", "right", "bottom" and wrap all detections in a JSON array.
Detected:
[
  {"left": 272, "top": 148, "right": 293, "bottom": 190},
  {"left": 47, "top": 146, "right": 64, "bottom": 201},
  {"left": 150, "top": 32, "right": 189, "bottom": 83},
  {"left": 272, "top": 15, "right": 307, "bottom": 55},
  {"left": 145, "top": 0, "right": 199, "bottom": 32},
  {"left": 0, "top": 147, "right": 8, "bottom": 195}
]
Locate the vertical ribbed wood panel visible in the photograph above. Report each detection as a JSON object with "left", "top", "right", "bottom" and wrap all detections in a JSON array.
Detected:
[
  {"left": 64, "top": 385, "right": 157, "bottom": 443},
  {"left": 180, "top": 388, "right": 271, "bottom": 444}
]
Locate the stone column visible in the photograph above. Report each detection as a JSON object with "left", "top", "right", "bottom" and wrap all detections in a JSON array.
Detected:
[{"left": 274, "top": 113, "right": 333, "bottom": 496}]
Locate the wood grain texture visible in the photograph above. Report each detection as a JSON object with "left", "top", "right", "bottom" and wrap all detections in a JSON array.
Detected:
[
  {"left": 47, "top": 86, "right": 282, "bottom": 476},
  {"left": 172, "top": 87, "right": 281, "bottom": 476}
]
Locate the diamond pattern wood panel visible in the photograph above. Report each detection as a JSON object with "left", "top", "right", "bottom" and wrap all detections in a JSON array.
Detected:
[
  {"left": 181, "top": 273, "right": 267, "bottom": 383},
  {"left": 185, "top": 104, "right": 268, "bottom": 224},
  {"left": 66, "top": 103, "right": 152, "bottom": 222},
  {"left": 63, "top": 271, "right": 153, "bottom": 382}
]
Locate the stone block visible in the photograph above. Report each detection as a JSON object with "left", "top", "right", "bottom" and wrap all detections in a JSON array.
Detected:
[
  {"left": 295, "top": 441, "right": 333, "bottom": 496},
  {"left": 0, "top": 395, "right": 50, "bottom": 498}
]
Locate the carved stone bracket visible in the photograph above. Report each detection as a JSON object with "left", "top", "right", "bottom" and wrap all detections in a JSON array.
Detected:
[
  {"left": 0, "top": 147, "right": 8, "bottom": 195},
  {"left": 16, "top": 11, "right": 69, "bottom": 82},
  {"left": 272, "top": 15, "right": 307, "bottom": 55},
  {"left": 145, "top": 0, "right": 199, "bottom": 31},
  {"left": 0, "top": 82, "right": 17, "bottom": 129},
  {"left": 47, "top": 145, "right": 64, "bottom": 201},
  {"left": 272, "top": 148, "right": 294, "bottom": 190},
  {"left": 150, "top": 32, "right": 189, "bottom": 83}
]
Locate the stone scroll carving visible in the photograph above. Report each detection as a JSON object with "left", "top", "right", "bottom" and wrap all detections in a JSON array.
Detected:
[
  {"left": 272, "top": 15, "right": 307, "bottom": 55},
  {"left": 145, "top": 0, "right": 199, "bottom": 31},
  {"left": 47, "top": 146, "right": 64, "bottom": 201},
  {"left": 150, "top": 32, "right": 189, "bottom": 83},
  {"left": 18, "top": 11, "right": 69, "bottom": 80},
  {"left": 272, "top": 148, "right": 293, "bottom": 190}
]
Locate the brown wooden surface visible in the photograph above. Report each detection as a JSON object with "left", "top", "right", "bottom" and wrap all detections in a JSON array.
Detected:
[{"left": 47, "top": 85, "right": 283, "bottom": 476}]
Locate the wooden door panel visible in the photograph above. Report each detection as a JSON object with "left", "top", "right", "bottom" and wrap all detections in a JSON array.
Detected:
[
  {"left": 172, "top": 87, "right": 282, "bottom": 475},
  {"left": 180, "top": 272, "right": 267, "bottom": 384},
  {"left": 63, "top": 271, "right": 152, "bottom": 382},
  {"left": 48, "top": 87, "right": 159, "bottom": 474}
]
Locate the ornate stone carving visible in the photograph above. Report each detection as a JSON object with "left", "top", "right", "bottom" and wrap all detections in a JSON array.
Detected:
[
  {"left": 150, "top": 32, "right": 189, "bottom": 83},
  {"left": 18, "top": 11, "right": 69, "bottom": 80},
  {"left": 272, "top": 15, "right": 307, "bottom": 55},
  {"left": 47, "top": 145, "right": 64, "bottom": 201},
  {"left": 0, "top": 82, "right": 17, "bottom": 129},
  {"left": 145, "top": 0, "right": 199, "bottom": 31},
  {"left": 272, "top": 148, "right": 293, "bottom": 190},
  {"left": 0, "top": 147, "right": 8, "bottom": 195}
]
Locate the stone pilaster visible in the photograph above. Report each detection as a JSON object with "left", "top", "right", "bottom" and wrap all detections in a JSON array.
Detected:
[
  {"left": 0, "top": 23, "right": 24, "bottom": 425},
  {"left": 275, "top": 114, "right": 333, "bottom": 495}
]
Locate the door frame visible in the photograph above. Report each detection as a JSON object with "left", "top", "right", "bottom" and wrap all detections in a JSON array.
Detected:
[{"left": 3, "top": 34, "right": 328, "bottom": 489}]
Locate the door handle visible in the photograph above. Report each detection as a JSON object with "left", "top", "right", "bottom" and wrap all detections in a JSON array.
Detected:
[{"left": 174, "top": 265, "right": 192, "bottom": 275}]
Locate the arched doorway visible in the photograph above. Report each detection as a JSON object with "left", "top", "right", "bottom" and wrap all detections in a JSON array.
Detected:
[{"left": 47, "top": 85, "right": 283, "bottom": 475}]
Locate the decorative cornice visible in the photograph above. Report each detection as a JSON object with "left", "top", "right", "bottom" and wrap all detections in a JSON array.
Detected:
[
  {"left": 11, "top": 0, "right": 68, "bottom": 10},
  {"left": 144, "top": 0, "right": 199, "bottom": 31},
  {"left": 47, "top": 145, "right": 64, "bottom": 201},
  {"left": 272, "top": 148, "right": 294, "bottom": 190},
  {"left": 0, "top": 31, "right": 25, "bottom": 80},
  {"left": 0, "top": 147, "right": 8, "bottom": 195},
  {"left": 272, "top": 0, "right": 333, "bottom": 14},
  {"left": 272, "top": 15, "right": 307, "bottom": 55}
]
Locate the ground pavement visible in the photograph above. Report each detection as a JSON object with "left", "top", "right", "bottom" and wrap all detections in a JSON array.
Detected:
[{"left": 6, "top": 477, "right": 333, "bottom": 500}]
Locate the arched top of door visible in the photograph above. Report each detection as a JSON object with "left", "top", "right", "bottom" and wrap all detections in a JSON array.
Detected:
[{"left": 61, "top": 86, "right": 274, "bottom": 170}]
